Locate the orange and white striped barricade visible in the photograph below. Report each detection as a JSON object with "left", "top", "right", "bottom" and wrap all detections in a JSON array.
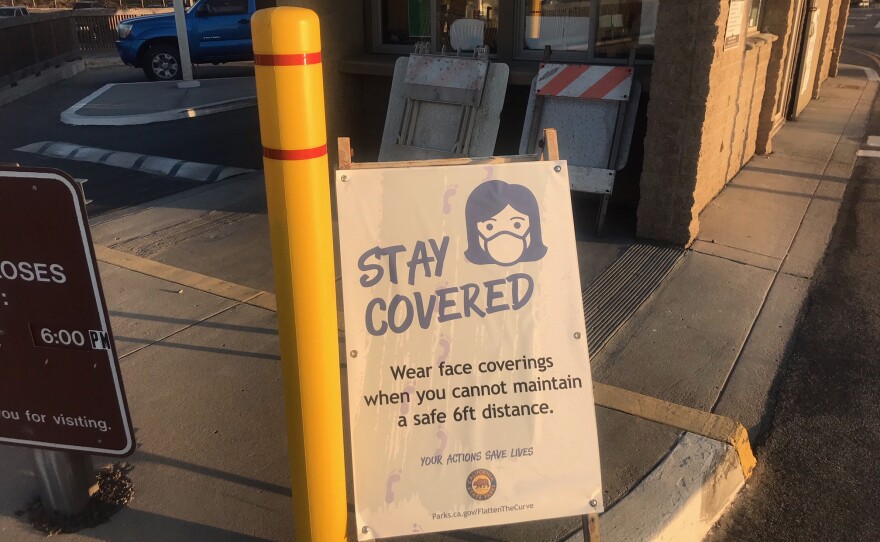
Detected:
[{"left": 519, "top": 62, "right": 641, "bottom": 233}]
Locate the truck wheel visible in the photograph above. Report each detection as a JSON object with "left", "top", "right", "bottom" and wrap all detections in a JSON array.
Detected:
[{"left": 143, "top": 44, "right": 181, "bottom": 81}]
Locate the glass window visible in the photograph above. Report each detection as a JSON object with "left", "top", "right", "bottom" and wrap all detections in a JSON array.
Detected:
[
  {"left": 438, "top": 0, "right": 499, "bottom": 53},
  {"left": 594, "top": 0, "right": 657, "bottom": 60},
  {"left": 376, "top": 1, "right": 500, "bottom": 54},
  {"left": 202, "top": 0, "right": 248, "bottom": 15},
  {"left": 370, "top": 0, "right": 658, "bottom": 63},
  {"left": 748, "top": 0, "right": 763, "bottom": 31},
  {"left": 379, "top": 0, "right": 432, "bottom": 48},
  {"left": 522, "top": 0, "right": 593, "bottom": 52}
]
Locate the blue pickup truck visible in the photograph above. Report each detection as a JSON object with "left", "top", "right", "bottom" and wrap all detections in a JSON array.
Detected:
[{"left": 116, "top": 0, "right": 260, "bottom": 81}]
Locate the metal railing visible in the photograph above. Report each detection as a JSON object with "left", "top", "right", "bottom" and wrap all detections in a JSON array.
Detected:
[
  {"left": 73, "top": 8, "right": 170, "bottom": 50},
  {"left": 0, "top": 11, "right": 79, "bottom": 88},
  {"left": 0, "top": 8, "right": 173, "bottom": 88}
]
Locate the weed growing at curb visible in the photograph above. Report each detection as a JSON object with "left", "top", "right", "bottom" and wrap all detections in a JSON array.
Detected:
[{"left": 16, "top": 463, "right": 135, "bottom": 536}]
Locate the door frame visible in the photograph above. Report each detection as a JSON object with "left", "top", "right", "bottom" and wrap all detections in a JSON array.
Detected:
[{"left": 774, "top": 0, "right": 808, "bottom": 127}]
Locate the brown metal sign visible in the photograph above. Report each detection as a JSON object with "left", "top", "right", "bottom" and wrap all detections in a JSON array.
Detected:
[{"left": 0, "top": 167, "right": 133, "bottom": 456}]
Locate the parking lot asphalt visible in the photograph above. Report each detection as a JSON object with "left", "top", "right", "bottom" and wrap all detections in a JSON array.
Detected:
[{"left": 0, "top": 64, "right": 262, "bottom": 217}]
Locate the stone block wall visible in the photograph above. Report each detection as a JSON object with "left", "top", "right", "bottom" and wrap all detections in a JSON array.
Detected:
[
  {"left": 638, "top": 0, "right": 849, "bottom": 245},
  {"left": 638, "top": 0, "right": 775, "bottom": 245},
  {"left": 829, "top": 0, "right": 850, "bottom": 77},
  {"left": 815, "top": 0, "right": 848, "bottom": 92},
  {"left": 636, "top": 1, "right": 718, "bottom": 245},
  {"left": 754, "top": 0, "right": 800, "bottom": 155},
  {"left": 725, "top": 36, "right": 775, "bottom": 181},
  {"left": 812, "top": 0, "right": 835, "bottom": 98}
]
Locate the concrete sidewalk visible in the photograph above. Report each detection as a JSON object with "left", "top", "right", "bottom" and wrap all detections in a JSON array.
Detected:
[{"left": 0, "top": 67, "right": 874, "bottom": 541}]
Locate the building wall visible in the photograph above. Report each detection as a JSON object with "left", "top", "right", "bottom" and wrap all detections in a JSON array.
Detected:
[
  {"left": 635, "top": 2, "right": 711, "bottom": 245},
  {"left": 815, "top": 0, "right": 839, "bottom": 96},
  {"left": 638, "top": 0, "right": 775, "bottom": 245},
  {"left": 829, "top": 0, "right": 850, "bottom": 77},
  {"left": 755, "top": 0, "right": 801, "bottom": 155},
  {"left": 638, "top": 0, "right": 847, "bottom": 245},
  {"left": 725, "top": 36, "right": 775, "bottom": 182},
  {"left": 305, "top": 0, "right": 849, "bottom": 245}
]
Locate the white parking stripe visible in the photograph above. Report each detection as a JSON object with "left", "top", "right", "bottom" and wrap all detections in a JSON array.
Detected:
[
  {"left": 14, "top": 141, "right": 255, "bottom": 182},
  {"left": 856, "top": 149, "right": 880, "bottom": 158},
  {"left": 867, "top": 136, "right": 880, "bottom": 147}
]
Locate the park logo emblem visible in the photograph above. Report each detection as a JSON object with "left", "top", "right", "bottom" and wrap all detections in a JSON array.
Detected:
[
  {"left": 466, "top": 468, "right": 497, "bottom": 500},
  {"left": 464, "top": 180, "right": 548, "bottom": 267}
]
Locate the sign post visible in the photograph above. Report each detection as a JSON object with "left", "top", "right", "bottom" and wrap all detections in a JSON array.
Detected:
[
  {"left": 172, "top": 0, "right": 198, "bottom": 87},
  {"left": 335, "top": 136, "right": 604, "bottom": 539},
  {"left": 0, "top": 167, "right": 134, "bottom": 514},
  {"left": 32, "top": 449, "right": 94, "bottom": 516}
]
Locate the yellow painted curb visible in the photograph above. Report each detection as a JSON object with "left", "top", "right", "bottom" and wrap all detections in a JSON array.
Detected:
[
  {"left": 95, "top": 245, "right": 266, "bottom": 305},
  {"left": 593, "top": 382, "right": 756, "bottom": 479}
]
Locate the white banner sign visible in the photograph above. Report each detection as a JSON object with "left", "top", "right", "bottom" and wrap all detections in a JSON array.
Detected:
[
  {"left": 336, "top": 160, "right": 603, "bottom": 540},
  {"left": 724, "top": 0, "right": 746, "bottom": 49}
]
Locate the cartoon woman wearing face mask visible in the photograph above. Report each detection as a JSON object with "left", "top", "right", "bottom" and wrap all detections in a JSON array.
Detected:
[{"left": 464, "top": 179, "right": 548, "bottom": 266}]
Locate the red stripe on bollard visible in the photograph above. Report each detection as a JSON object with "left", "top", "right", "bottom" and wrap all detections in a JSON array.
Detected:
[
  {"left": 254, "top": 52, "right": 323, "bottom": 66},
  {"left": 262, "top": 144, "right": 328, "bottom": 161}
]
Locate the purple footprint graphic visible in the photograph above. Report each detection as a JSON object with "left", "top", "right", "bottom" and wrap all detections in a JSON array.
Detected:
[
  {"left": 385, "top": 470, "right": 401, "bottom": 503},
  {"left": 400, "top": 382, "right": 415, "bottom": 415},
  {"left": 436, "top": 334, "right": 450, "bottom": 366},
  {"left": 442, "top": 185, "right": 458, "bottom": 214},
  {"left": 435, "top": 429, "right": 448, "bottom": 457}
]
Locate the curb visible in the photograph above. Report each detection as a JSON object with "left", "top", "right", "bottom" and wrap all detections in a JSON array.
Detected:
[
  {"left": 15, "top": 140, "right": 256, "bottom": 183},
  {"left": 60, "top": 82, "right": 257, "bottom": 126},
  {"left": 0, "top": 59, "right": 85, "bottom": 108},
  {"left": 556, "top": 383, "right": 754, "bottom": 542},
  {"left": 83, "top": 55, "right": 125, "bottom": 69},
  {"left": 839, "top": 63, "right": 880, "bottom": 82},
  {"left": 564, "top": 433, "right": 746, "bottom": 542}
]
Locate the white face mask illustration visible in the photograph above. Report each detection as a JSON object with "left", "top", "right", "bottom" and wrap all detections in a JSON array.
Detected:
[{"left": 477, "top": 205, "right": 532, "bottom": 265}]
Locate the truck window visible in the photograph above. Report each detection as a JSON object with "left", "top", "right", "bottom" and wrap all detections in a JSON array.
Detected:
[{"left": 201, "top": 0, "right": 248, "bottom": 15}]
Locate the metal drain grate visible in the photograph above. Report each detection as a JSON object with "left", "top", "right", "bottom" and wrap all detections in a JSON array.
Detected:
[
  {"left": 110, "top": 210, "right": 253, "bottom": 258},
  {"left": 584, "top": 243, "right": 684, "bottom": 356}
]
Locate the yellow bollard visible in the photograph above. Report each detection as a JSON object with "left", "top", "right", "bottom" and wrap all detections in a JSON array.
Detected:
[{"left": 251, "top": 8, "right": 347, "bottom": 541}]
